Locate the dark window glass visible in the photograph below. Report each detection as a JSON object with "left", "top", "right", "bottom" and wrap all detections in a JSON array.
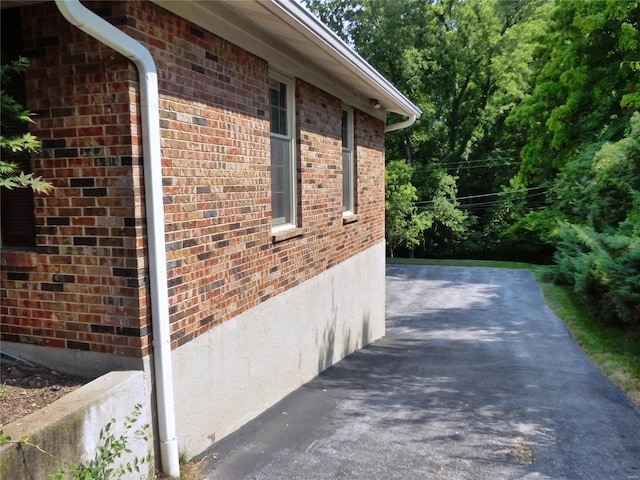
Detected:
[
  {"left": 269, "top": 79, "right": 288, "bottom": 136},
  {"left": 1, "top": 8, "right": 36, "bottom": 248}
]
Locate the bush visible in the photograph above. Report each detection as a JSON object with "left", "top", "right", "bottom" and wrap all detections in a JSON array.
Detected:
[
  {"left": 555, "top": 225, "right": 640, "bottom": 325},
  {"left": 551, "top": 113, "right": 640, "bottom": 326},
  {"left": 500, "top": 208, "right": 559, "bottom": 261}
]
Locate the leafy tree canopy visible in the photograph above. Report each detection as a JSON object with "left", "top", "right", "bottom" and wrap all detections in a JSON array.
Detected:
[
  {"left": 307, "top": 0, "right": 640, "bottom": 324},
  {"left": 506, "top": 0, "right": 640, "bottom": 184},
  {"left": 306, "top": 0, "right": 545, "bottom": 255},
  {"left": 385, "top": 159, "right": 431, "bottom": 257}
]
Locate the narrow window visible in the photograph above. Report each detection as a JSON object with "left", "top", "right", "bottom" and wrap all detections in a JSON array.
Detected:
[
  {"left": 1, "top": 8, "right": 36, "bottom": 248},
  {"left": 269, "top": 72, "right": 296, "bottom": 228},
  {"left": 342, "top": 107, "right": 355, "bottom": 214}
]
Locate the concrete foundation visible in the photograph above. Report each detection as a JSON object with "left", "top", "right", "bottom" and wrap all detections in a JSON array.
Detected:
[
  {"left": 0, "top": 343, "right": 144, "bottom": 378},
  {"left": 0, "top": 370, "right": 152, "bottom": 480},
  {"left": 171, "top": 241, "right": 386, "bottom": 456},
  {"left": 1, "top": 242, "right": 386, "bottom": 462}
]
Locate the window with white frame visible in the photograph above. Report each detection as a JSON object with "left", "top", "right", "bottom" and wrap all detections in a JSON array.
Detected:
[
  {"left": 342, "top": 106, "right": 355, "bottom": 214},
  {"left": 269, "top": 72, "right": 296, "bottom": 228}
]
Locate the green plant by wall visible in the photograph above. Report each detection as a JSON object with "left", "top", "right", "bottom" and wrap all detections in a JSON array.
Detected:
[
  {"left": 0, "top": 404, "right": 153, "bottom": 479},
  {"left": 0, "top": 57, "right": 51, "bottom": 193}
]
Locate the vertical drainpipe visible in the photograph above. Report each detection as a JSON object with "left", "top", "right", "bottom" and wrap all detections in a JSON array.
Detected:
[{"left": 54, "top": 1, "right": 180, "bottom": 477}]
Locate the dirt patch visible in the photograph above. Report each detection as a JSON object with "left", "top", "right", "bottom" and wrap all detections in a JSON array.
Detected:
[{"left": 0, "top": 354, "right": 90, "bottom": 426}]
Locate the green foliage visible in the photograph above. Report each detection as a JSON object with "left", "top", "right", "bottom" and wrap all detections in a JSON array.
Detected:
[
  {"left": 385, "top": 159, "right": 431, "bottom": 257},
  {"left": 340, "top": 0, "right": 542, "bottom": 168},
  {"left": 307, "top": 0, "right": 640, "bottom": 322},
  {"left": 0, "top": 58, "right": 36, "bottom": 123},
  {"left": 555, "top": 224, "right": 640, "bottom": 325},
  {"left": 0, "top": 160, "right": 51, "bottom": 191},
  {"left": 551, "top": 113, "right": 640, "bottom": 326},
  {"left": 507, "top": 0, "right": 640, "bottom": 184},
  {"left": 413, "top": 163, "right": 470, "bottom": 257},
  {"left": 1, "top": 404, "right": 153, "bottom": 480},
  {"left": 305, "top": 0, "right": 545, "bottom": 257},
  {"left": 500, "top": 208, "right": 559, "bottom": 259},
  {"left": 0, "top": 57, "right": 50, "bottom": 193}
]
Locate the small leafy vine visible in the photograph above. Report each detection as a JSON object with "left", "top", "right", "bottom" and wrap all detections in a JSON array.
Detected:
[{"left": 0, "top": 403, "right": 153, "bottom": 479}]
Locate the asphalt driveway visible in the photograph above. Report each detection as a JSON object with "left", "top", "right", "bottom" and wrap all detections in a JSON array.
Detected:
[{"left": 199, "top": 265, "right": 640, "bottom": 479}]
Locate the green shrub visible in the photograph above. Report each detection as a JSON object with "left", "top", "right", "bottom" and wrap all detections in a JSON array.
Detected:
[
  {"left": 550, "top": 113, "right": 640, "bottom": 326},
  {"left": 555, "top": 224, "right": 640, "bottom": 325}
]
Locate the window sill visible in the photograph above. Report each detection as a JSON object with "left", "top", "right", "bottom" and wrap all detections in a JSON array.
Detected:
[
  {"left": 342, "top": 213, "right": 359, "bottom": 225},
  {"left": 271, "top": 226, "right": 304, "bottom": 243},
  {"left": 1, "top": 248, "right": 37, "bottom": 268}
]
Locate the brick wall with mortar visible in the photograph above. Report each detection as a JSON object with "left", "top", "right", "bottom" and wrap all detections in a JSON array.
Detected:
[
  {"left": 0, "top": 1, "right": 149, "bottom": 358},
  {"left": 0, "top": 0, "right": 385, "bottom": 361}
]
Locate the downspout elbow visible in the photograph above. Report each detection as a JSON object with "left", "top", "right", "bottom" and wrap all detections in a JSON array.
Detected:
[{"left": 385, "top": 114, "right": 417, "bottom": 133}]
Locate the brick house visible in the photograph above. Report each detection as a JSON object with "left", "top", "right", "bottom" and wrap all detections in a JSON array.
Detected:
[{"left": 0, "top": 0, "right": 419, "bottom": 473}]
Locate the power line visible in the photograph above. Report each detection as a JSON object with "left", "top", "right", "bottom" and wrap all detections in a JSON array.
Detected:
[
  {"left": 448, "top": 161, "right": 520, "bottom": 170},
  {"left": 415, "top": 186, "right": 546, "bottom": 205},
  {"left": 429, "top": 156, "right": 525, "bottom": 167},
  {"left": 459, "top": 191, "right": 548, "bottom": 207},
  {"left": 458, "top": 200, "right": 548, "bottom": 210},
  {"left": 440, "top": 156, "right": 523, "bottom": 165}
]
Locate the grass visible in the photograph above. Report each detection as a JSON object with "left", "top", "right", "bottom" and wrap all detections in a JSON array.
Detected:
[{"left": 387, "top": 258, "right": 640, "bottom": 408}]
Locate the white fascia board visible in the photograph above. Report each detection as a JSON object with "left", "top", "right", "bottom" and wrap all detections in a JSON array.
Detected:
[
  {"left": 151, "top": 0, "right": 420, "bottom": 123},
  {"left": 150, "top": 0, "right": 383, "bottom": 120},
  {"left": 267, "top": 0, "right": 421, "bottom": 118}
]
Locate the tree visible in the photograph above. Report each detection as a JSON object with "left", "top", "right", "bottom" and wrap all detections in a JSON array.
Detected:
[
  {"left": 0, "top": 57, "right": 50, "bottom": 193},
  {"left": 552, "top": 113, "right": 640, "bottom": 325},
  {"left": 305, "top": 0, "right": 544, "bottom": 257},
  {"left": 385, "top": 159, "right": 431, "bottom": 257},
  {"left": 507, "top": 0, "right": 640, "bottom": 184},
  {"left": 309, "top": 0, "right": 541, "bottom": 169},
  {"left": 413, "top": 163, "right": 469, "bottom": 257}
]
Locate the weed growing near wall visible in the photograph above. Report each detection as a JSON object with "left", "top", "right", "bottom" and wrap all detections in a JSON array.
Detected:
[{"left": 0, "top": 403, "right": 153, "bottom": 479}]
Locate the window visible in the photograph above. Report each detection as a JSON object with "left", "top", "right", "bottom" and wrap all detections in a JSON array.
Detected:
[
  {"left": 0, "top": 160, "right": 36, "bottom": 248},
  {"left": 342, "top": 107, "right": 355, "bottom": 214},
  {"left": 1, "top": 7, "right": 36, "bottom": 248},
  {"left": 269, "top": 72, "right": 296, "bottom": 228}
]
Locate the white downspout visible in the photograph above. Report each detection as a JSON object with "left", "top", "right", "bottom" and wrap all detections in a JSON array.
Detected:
[
  {"left": 54, "top": 1, "right": 180, "bottom": 477},
  {"left": 385, "top": 113, "right": 417, "bottom": 133}
]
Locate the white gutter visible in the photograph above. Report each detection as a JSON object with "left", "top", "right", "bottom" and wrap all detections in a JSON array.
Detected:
[
  {"left": 267, "top": 0, "right": 420, "bottom": 133},
  {"left": 54, "top": 1, "right": 180, "bottom": 477},
  {"left": 384, "top": 113, "right": 418, "bottom": 133},
  {"left": 269, "top": 0, "right": 422, "bottom": 120}
]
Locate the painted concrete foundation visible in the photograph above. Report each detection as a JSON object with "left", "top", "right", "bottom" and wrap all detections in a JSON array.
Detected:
[
  {"left": 171, "top": 241, "right": 386, "bottom": 456},
  {"left": 0, "top": 370, "right": 152, "bottom": 480}
]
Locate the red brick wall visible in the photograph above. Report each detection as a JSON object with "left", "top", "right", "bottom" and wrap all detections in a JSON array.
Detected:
[
  {"left": 1, "top": 1, "right": 149, "bottom": 358},
  {"left": 0, "top": 0, "right": 385, "bottom": 359}
]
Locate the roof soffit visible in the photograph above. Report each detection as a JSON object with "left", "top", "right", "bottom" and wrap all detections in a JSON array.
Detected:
[{"left": 152, "top": 0, "right": 420, "bottom": 120}]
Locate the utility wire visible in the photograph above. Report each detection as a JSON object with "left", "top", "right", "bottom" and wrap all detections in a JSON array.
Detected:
[
  {"left": 459, "top": 191, "right": 548, "bottom": 207},
  {"left": 415, "top": 186, "right": 546, "bottom": 205},
  {"left": 447, "top": 162, "right": 521, "bottom": 170},
  {"left": 428, "top": 156, "right": 525, "bottom": 167}
]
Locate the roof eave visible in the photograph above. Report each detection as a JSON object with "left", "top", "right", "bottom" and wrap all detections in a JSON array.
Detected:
[
  {"left": 150, "top": 0, "right": 421, "bottom": 124},
  {"left": 266, "top": 0, "right": 421, "bottom": 119}
]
